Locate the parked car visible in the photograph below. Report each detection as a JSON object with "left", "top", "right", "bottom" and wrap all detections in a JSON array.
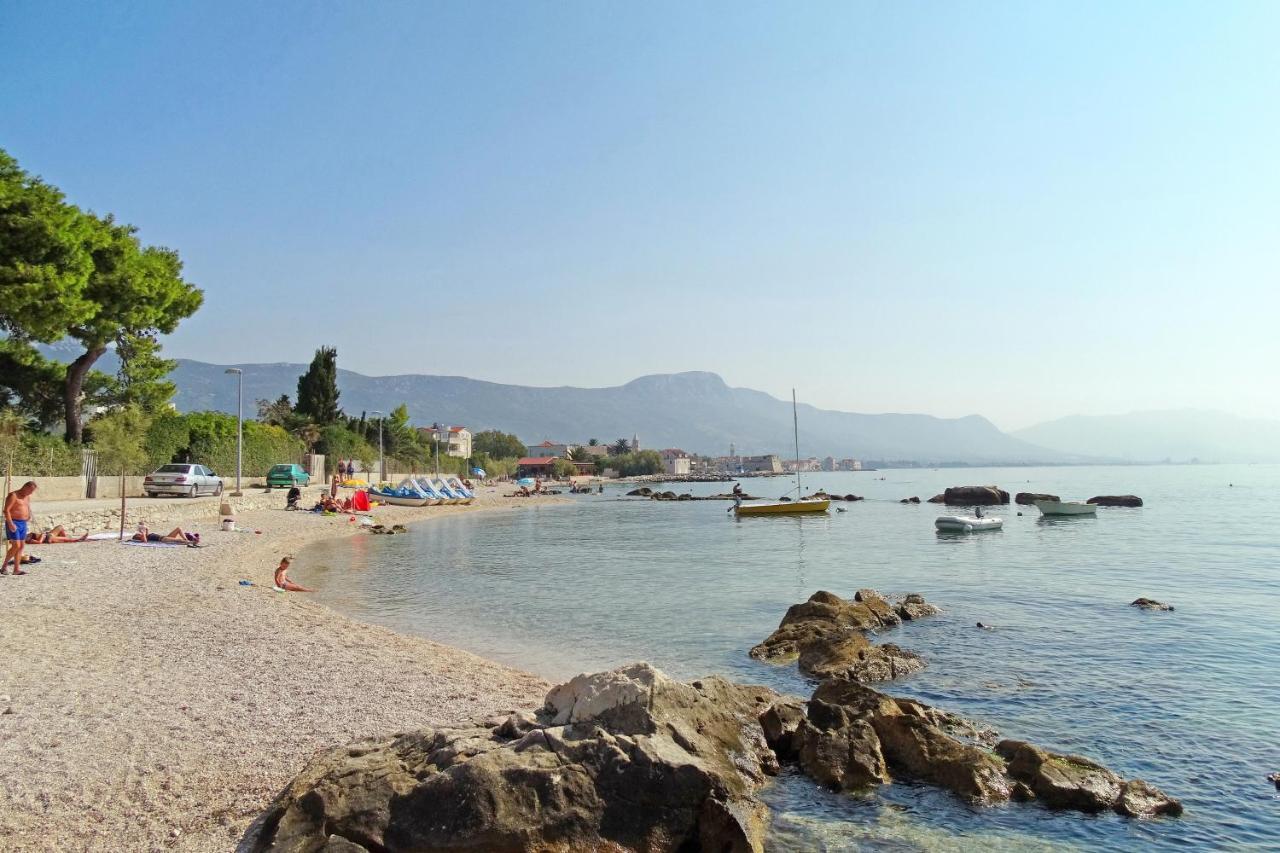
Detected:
[
  {"left": 266, "top": 463, "right": 310, "bottom": 489},
  {"left": 144, "top": 463, "right": 223, "bottom": 498}
]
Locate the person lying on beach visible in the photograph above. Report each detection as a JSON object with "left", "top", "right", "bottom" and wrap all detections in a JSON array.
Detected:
[
  {"left": 273, "top": 556, "right": 312, "bottom": 592},
  {"left": 26, "top": 525, "right": 89, "bottom": 544},
  {"left": 132, "top": 524, "right": 201, "bottom": 546}
]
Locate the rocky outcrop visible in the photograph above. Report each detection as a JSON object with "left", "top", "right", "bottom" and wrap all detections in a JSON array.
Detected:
[
  {"left": 996, "top": 741, "right": 1182, "bottom": 816},
  {"left": 626, "top": 487, "right": 653, "bottom": 496},
  {"left": 1088, "top": 495, "right": 1144, "bottom": 507},
  {"left": 927, "top": 494, "right": 946, "bottom": 503},
  {"left": 942, "top": 486, "right": 1010, "bottom": 505},
  {"left": 1130, "top": 598, "right": 1174, "bottom": 611},
  {"left": 749, "top": 590, "right": 936, "bottom": 682},
  {"left": 248, "top": 663, "right": 782, "bottom": 853},
  {"left": 898, "top": 496, "right": 921, "bottom": 504},
  {"left": 758, "top": 681, "right": 1182, "bottom": 818},
  {"left": 1015, "top": 492, "right": 1059, "bottom": 505}
]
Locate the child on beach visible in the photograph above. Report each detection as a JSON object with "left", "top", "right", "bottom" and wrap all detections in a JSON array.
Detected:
[{"left": 273, "top": 556, "right": 312, "bottom": 592}]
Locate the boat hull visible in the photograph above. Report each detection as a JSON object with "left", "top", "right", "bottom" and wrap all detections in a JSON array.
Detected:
[
  {"left": 735, "top": 499, "right": 830, "bottom": 516},
  {"left": 371, "top": 493, "right": 433, "bottom": 507},
  {"left": 935, "top": 515, "right": 1003, "bottom": 532},
  {"left": 1034, "top": 500, "right": 1096, "bottom": 516}
]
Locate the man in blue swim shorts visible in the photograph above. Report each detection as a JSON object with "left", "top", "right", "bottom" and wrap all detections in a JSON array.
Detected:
[{"left": 3, "top": 481, "right": 37, "bottom": 575}]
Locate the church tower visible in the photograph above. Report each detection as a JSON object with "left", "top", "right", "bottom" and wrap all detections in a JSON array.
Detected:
[{"left": 630, "top": 433, "right": 639, "bottom": 452}]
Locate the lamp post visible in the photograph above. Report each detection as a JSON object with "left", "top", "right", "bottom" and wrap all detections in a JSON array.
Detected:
[
  {"left": 370, "top": 410, "right": 384, "bottom": 484},
  {"left": 434, "top": 425, "right": 444, "bottom": 477},
  {"left": 224, "top": 368, "right": 243, "bottom": 496}
]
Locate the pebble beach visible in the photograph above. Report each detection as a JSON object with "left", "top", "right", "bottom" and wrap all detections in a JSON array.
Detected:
[{"left": 0, "top": 487, "right": 555, "bottom": 851}]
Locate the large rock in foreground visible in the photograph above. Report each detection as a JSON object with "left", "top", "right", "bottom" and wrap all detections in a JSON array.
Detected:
[
  {"left": 943, "top": 486, "right": 1010, "bottom": 506},
  {"left": 749, "top": 590, "right": 938, "bottom": 682},
  {"left": 1088, "top": 494, "right": 1144, "bottom": 507},
  {"left": 248, "top": 663, "right": 782, "bottom": 853},
  {"left": 761, "top": 681, "right": 1182, "bottom": 818}
]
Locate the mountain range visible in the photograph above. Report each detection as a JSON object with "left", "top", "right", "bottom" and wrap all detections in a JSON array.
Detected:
[
  {"left": 1012, "top": 410, "right": 1280, "bottom": 464},
  {"left": 35, "top": 344, "right": 1276, "bottom": 463}
]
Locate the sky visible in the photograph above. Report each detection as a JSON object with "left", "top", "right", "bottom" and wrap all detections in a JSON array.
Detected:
[{"left": 2, "top": 1, "right": 1277, "bottom": 431}]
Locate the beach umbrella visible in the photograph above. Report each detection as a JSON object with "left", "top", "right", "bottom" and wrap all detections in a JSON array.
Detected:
[
  {"left": 516, "top": 477, "right": 535, "bottom": 486},
  {"left": 471, "top": 467, "right": 486, "bottom": 478}
]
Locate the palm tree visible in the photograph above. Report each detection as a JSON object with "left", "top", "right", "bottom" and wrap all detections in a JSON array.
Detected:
[
  {"left": 566, "top": 446, "right": 590, "bottom": 462},
  {"left": 293, "top": 422, "right": 321, "bottom": 453},
  {"left": 611, "top": 438, "right": 630, "bottom": 457},
  {"left": 587, "top": 438, "right": 599, "bottom": 446}
]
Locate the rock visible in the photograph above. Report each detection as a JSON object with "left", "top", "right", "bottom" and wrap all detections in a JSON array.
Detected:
[
  {"left": 1087, "top": 494, "right": 1144, "bottom": 507},
  {"left": 759, "top": 700, "right": 806, "bottom": 761},
  {"left": 249, "top": 663, "right": 780, "bottom": 853},
  {"left": 895, "top": 593, "right": 941, "bottom": 621},
  {"left": 1116, "top": 779, "right": 1185, "bottom": 817},
  {"left": 943, "top": 486, "right": 1010, "bottom": 506},
  {"left": 927, "top": 494, "right": 946, "bottom": 503},
  {"left": 1015, "top": 492, "right": 1059, "bottom": 505},
  {"left": 1130, "top": 598, "right": 1174, "bottom": 611},
  {"left": 995, "top": 741, "right": 1179, "bottom": 817},
  {"left": 677, "top": 493, "right": 692, "bottom": 500},
  {"left": 626, "top": 487, "right": 653, "bottom": 497},
  {"left": 853, "top": 589, "right": 900, "bottom": 626},
  {"left": 797, "top": 715, "right": 889, "bottom": 790},
  {"left": 844, "top": 494, "right": 863, "bottom": 501},
  {"left": 997, "top": 740, "right": 1120, "bottom": 812}
]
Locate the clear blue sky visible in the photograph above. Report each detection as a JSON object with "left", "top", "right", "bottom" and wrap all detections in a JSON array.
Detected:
[{"left": 3, "top": 1, "right": 1277, "bottom": 430}]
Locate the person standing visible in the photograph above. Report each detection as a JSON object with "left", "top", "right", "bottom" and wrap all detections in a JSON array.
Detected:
[
  {"left": 330, "top": 471, "right": 340, "bottom": 499},
  {"left": 3, "top": 481, "right": 37, "bottom": 575}
]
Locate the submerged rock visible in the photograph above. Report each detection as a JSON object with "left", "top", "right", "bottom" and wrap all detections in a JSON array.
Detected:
[
  {"left": 1088, "top": 494, "right": 1144, "bottom": 507},
  {"left": 248, "top": 663, "right": 782, "bottom": 853},
  {"left": 1015, "top": 492, "right": 1059, "bottom": 505},
  {"left": 943, "top": 486, "right": 1011, "bottom": 505},
  {"left": 764, "top": 681, "right": 1182, "bottom": 818},
  {"left": 750, "top": 590, "right": 936, "bottom": 683},
  {"left": 1130, "top": 598, "right": 1175, "bottom": 611}
]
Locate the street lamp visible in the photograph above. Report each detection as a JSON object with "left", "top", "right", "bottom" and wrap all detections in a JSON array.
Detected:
[
  {"left": 224, "top": 368, "right": 243, "bottom": 496},
  {"left": 433, "top": 424, "right": 445, "bottom": 477},
  {"left": 370, "top": 410, "right": 384, "bottom": 484}
]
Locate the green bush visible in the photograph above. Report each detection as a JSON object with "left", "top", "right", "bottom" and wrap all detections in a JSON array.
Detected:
[
  {"left": 10, "top": 432, "right": 83, "bottom": 476},
  {"left": 131, "top": 411, "right": 305, "bottom": 476}
]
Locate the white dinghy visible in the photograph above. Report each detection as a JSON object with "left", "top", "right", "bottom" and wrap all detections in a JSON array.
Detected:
[
  {"left": 1034, "top": 499, "right": 1097, "bottom": 516},
  {"left": 935, "top": 514, "right": 1004, "bottom": 532}
]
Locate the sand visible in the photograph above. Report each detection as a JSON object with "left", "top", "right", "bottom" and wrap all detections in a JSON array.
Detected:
[{"left": 0, "top": 486, "right": 559, "bottom": 851}]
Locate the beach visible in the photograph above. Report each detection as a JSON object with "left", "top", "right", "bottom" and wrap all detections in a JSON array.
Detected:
[{"left": 0, "top": 487, "right": 555, "bottom": 851}]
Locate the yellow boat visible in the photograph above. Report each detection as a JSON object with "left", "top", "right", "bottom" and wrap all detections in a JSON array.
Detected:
[
  {"left": 730, "top": 390, "right": 832, "bottom": 517},
  {"left": 734, "top": 498, "right": 831, "bottom": 517}
]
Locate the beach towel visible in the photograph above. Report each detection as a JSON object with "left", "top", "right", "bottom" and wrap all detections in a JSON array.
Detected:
[
  {"left": 121, "top": 539, "right": 181, "bottom": 548},
  {"left": 87, "top": 532, "right": 125, "bottom": 541}
]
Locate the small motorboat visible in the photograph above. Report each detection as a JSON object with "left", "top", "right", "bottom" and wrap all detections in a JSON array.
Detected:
[
  {"left": 935, "top": 514, "right": 1003, "bottom": 532},
  {"left": 1034, "top": 499, "right": 1097, "bottom": 516}
]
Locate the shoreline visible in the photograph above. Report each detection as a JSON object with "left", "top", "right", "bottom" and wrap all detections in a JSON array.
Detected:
[{"left": 0, "top": 486, "right": 563, "bottom": 851}]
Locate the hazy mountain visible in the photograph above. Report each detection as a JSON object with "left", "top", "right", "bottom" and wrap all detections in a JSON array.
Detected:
[
  {"left": 1013, "top": 410, "right": 1280, "bottom": 463},
  {"left": 161, "top": 360, "right": 1058, "bottom": 463}
]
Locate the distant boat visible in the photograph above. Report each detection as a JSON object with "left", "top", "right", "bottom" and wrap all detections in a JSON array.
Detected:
[
  {"left": 734, "top": 389, "right": 830, "bottom": 518},
  {"left": 935, "top": 514, "right": 1003, "bottom": 532},
  {"left": 1034, "top": 499, "right": 1097, "bottom": 516}
]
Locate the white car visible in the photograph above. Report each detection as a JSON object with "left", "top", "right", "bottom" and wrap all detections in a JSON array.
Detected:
[{"left": 143, "top": 463, "right": 224, "bottom": 498}]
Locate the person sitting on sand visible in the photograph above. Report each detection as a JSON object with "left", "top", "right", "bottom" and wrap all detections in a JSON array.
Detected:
[
  {"left": 26, "top": 525, "right": 88, "bottom": 544},
  {"left": 285, "top": 485, "right": 301, "bottom": 510},
  {"left": 132, "top": 524, "right": 200, "bottom": 546},
  {"left": 312, "top": 494, "right": 339, "bottom": 513},
  {"left": 274, "top": 556, "right": 312, "bottom": 592}
]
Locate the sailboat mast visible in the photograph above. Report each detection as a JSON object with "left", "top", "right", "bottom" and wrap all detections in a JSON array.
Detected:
[{"left": 792, "top": 388, "right": 802, "bottom": 497}]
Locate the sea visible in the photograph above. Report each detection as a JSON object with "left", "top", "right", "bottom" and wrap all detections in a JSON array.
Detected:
[{"left": 296, "top": 465, "right": 1280, "bottom": 851}]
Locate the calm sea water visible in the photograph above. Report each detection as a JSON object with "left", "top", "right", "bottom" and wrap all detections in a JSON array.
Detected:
[{"left": 297, "top": 465, "right": 1280, "bottom": 850}]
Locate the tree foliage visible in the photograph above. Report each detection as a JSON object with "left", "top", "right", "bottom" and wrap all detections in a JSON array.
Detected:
[
  {"left": 295, "top": 346, "right": 341, "bottom": 424},
  {"left": 611, "top": 438, "right": 631, "bottom": 456},
  {"left": 472, "top": 430, "right": 526, "bottom": 459},
  {"left": 601, "top": 450, "right": 664, "bottom": 476},
  {"left": 256, "top": 394, "right": 294, "bottom": 427},
  {"left": 0, "top": 149, "right": 201, "bottom": 442}
]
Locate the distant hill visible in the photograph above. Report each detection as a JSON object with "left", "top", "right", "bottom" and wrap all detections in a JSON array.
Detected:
[
  {"left": 1013, "top": 410, "right": 1280, "bottom": 463},
  {"left": 30, "top": 344, "right": 1064, "bottom": 462},
  {"left": 165, "top": 360, "right": 1060, "bottom": 463}
]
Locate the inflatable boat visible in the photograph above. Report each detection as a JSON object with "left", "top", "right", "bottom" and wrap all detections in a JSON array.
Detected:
[{"left": 935, "top": 515, "right": 1003, "bottom": 532}]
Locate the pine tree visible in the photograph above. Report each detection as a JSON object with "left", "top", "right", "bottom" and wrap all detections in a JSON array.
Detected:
[{"left": 295, "top": 346, "right": 341, "bottom": 425}]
